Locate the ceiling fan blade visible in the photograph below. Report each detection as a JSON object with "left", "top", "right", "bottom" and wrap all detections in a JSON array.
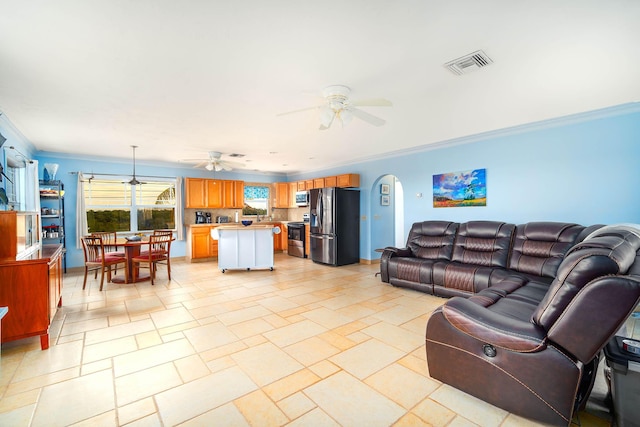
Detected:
[
  {"left": 319, "top": 113, "right": 335, "bottom": 130},
  {"left": 351, "top": 98, "right": 393, "bottom": 107},
  {"left": 276, "top": 105, "right": 322, "bottom": 117},
  {"left": 191, "top": 161, "right": 208, "bottom": 169},
  {"left": 350, "top": 107, "right": 386, "bottom": 127}
]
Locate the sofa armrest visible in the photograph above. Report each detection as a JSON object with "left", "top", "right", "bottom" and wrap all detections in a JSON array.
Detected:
[
  {"left": 379, "top": 247, "right": 413, "bottom": 283},
  {"left": 383, "top": 246, "right": 412, "bottom": 257},
  {"left": 441, "top": 297, "right": 547, "bottom": 352}
]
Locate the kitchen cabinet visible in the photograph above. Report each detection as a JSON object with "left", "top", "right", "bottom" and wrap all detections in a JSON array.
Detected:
[
  {"left": 305, "top": 224, "right": 310, "bottom": 257},
  {"left": 313, "top": 178, "right": 325, "bottom": 189},
  {"left": 324, "top": 176, "right": 337, "bottom": 187},
  {"left": 275, "top": 183, "right": 291, "bottom": 208},
  {"left": 288, "top": 182, "right": 298, "bottom": 207},
  {"left": 190, "top": 226, "right": 213, "bottom": 259},
  {"left": 207, "top": 179, "right": 224, "bottom": 208},
  {"left": 212, "top": 225, "right": 276, "bottom": 272},
  {"left": 186, "top": 178, "right": 244, "bottom": 209},
  {"left": 273, "top": 224, "right": 287, "bottom": 251},
  {"left": 297, "top": 181, "right": 306, "bottom": 191},
  {"left": 223, "top": 180, "right": 244, "bottom": 209},
  {"left": 0, "top": 244, "right": 63, "bottom": 350},
  {"left": 186, "top": 178, "right": 207, "bottom": 208},
  {"left": 337, "top": 173, "right": 360, "bottom": 188},
  {"left": 305, "top": 179, "right": 314, "bottom": 190}
]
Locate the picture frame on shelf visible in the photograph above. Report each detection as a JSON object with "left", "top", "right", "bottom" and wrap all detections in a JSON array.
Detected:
[
  {"left": 380, "top": 183, "right": 390, "bottom": 194},
  {"left": 381, "top": 195, "right": 390, "bottom": 206}
]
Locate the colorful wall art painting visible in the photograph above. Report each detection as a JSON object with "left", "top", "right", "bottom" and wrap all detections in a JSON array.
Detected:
[{"left": 433, "top": 168, "right": 487, "bottom": 208}]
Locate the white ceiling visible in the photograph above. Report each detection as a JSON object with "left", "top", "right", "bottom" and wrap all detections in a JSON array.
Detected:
[{"left": 1, "top": 1, "right": 639, "bottom": 174}]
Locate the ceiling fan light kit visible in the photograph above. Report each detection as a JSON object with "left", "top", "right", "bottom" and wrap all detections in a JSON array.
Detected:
[{"left": 279, "top": 85, "right": 392, "bottom": 130}]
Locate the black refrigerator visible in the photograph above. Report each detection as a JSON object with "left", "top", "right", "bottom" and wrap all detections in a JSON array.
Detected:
[{"left": 309, "top": 187, "right": 360, "bottom": 266}]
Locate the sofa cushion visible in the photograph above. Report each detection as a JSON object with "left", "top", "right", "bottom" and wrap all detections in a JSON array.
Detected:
[
  {"left": 451, "top": 221, "right": 514, "bottom": 268},
  {"left": 406, "top": 221, "right": 459, "bottom": 260},
  {"left": 508, "top": 222, "right": 585, "bottom": 279}
]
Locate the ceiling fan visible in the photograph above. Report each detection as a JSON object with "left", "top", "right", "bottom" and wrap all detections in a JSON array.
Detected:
[
  {"left": 181, "top": 151, "right": 243, "bottom": 172},
  {"left": 278, "top": 85, "right": 392, "bottom": 130}
]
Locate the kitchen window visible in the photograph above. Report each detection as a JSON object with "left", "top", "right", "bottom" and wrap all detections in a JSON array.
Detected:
[
  {"left": 83, "top": 178, "right": 176, "bottom": 233},
  {"left": 243, "top": 185, "right": 269, "bottom": 217}
]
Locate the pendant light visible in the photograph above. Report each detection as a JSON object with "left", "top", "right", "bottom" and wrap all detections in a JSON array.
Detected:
[{"left": 128, "top": 145, "right": 143, "bottom": 185}]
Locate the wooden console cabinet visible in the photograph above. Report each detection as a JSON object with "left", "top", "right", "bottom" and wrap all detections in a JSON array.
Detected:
[{"left": 0, "top": 244, "right": 63, "bottom": 350}]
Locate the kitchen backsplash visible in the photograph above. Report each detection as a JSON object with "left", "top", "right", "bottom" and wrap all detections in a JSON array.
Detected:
[{"left": 185, "top": 207, "right": 309, "bottom": 224}]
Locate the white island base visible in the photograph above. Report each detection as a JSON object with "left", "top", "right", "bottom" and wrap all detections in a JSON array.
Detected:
[{"left": 211, "top": 225, "right": 281, "bottom": 273}]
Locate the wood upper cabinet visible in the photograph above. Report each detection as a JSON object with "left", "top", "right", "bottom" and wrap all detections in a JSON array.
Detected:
[
  {"left": 313, "top": 178, "right": 324, "bottom": 189},
  {"left": 186, "top": 178, "right": 244, "bottom": 209},
  {"left": 337, "top": 173, "right": 360, "bottom": 188},
  {"left": 288, "top": 182, "right": 298, "bottom": 207},
  {"left": 297, "top": 181, "right": 306, "bottom": 191},
  {"left": 324, "top": 176, "right": 337, "bottom": 187},
  {"left": 275, "top": 183, "right": 290, "bottom": 208},
  {"left": 232, "top": 181, "right": 244, "bottom": 209},
  {"left": 305, "top": 179, "right": 314, "bottom": 190},
  {"left": 223, "top": 180, "right": 244, "bottom": 209},
  {"left": 207, "top": 180, "right": 224, "bottom": 208},
  {"left": 185, "top": 178, "right": 207, "bottom": 209}
]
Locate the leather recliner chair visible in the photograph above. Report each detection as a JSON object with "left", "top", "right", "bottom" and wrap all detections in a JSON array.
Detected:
[{"left": 425, "top": 225, "right": 640, "bottom": 426}]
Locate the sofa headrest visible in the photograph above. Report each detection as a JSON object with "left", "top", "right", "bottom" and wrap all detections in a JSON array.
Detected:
[{"left": 532, "top": 224, "right": 640, "bottom": 329}]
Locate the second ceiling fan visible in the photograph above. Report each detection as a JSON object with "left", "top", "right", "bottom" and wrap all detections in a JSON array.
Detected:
[
  {"left": 278, "top": 85, "right": 392, "bottom": 130},
  {"left": 181, "top": 151, "right": 243, "bottom": 172}
]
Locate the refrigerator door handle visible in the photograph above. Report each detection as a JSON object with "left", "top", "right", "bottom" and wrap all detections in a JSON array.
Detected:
[{"left": 317, "top": 189, "right": 323, "bottom": 230}]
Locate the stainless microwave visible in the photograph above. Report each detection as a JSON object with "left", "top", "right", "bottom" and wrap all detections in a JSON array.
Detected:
[{"left": 295, "top": 190, "right": 309, "bottom": 207}]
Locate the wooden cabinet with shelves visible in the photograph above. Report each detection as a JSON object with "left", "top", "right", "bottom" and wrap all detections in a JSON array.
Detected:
[
  {"left": 39, "top": 180, "right": 66, "bottom": 272},
  {"left": 0, "top": 235, "right": 63, "bottom": 350},
  {"left": 313, "top": 178, "right": 325, "bottom": 189}
]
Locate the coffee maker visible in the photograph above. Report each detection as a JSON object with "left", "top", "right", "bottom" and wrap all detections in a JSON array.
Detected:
[{"left": 195, "top": 211, "right": 206, "bottom": 224}]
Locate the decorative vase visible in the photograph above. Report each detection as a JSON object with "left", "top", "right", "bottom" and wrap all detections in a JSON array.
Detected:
[{"left": 44, "top": 163, "right": 59, "bottom": 181}]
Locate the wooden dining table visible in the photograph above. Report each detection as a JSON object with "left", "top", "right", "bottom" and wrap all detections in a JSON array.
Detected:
[{"left": 109, "top": 237, "right": 151, "bottom": 284}]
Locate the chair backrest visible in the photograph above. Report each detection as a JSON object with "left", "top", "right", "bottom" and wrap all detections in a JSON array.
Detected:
[
  {"left": 508, "top": 222, "right": 585, "bottom": 279},
  {"left": 406, "top": 221, "right": 459, "bottom": 260},
  {"left": 451, "top": 221, "right": 515, "bottom": 268},
  {"left": 91, "top": 231, "right": 119, "bottom": 253},
  {"left": 82, "top": 235, "right": 104, "bottom": 264},
  {"left": 532, "top": 225, "right": 640, "bottom": 363},
  {"left": 148, "top": 233, "right": 172, "bottom": 258}
]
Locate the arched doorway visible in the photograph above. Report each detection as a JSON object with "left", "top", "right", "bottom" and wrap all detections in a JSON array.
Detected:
[{"left": 370, "top": 174, "right": 404, "bottom": 259}]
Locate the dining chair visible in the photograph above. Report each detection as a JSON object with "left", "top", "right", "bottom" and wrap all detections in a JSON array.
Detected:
[
  {"left": 91, "top": 231, "right": 125, "bottom": 257},
  {"left": 131, "top": 233, "right": 172, "bottom": 285},
  {"left": 81, "top": 235, "right": 128, "bottom": 291}
]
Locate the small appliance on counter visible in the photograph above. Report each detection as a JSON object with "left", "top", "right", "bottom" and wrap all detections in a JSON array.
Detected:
[
  {"left": 302, "top": 213, "right": 310, "bottom": 222},
  {"left": 216, "top": 215, "right": 231, "bottom": 223},
  {"left": 195, "top": 211, "right": 207, "bottom": 224},
  {"left": 205, "top": 213, "right": 212, "bottom": 223}
]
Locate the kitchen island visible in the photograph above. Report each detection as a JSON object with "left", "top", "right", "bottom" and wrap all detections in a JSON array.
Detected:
[{"left": 211, "top": 224, "right": 281, "bottom": 272}]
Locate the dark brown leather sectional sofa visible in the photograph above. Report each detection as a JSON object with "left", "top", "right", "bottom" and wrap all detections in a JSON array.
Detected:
[
  {"left": 380, "top": 220, "right": 600, "bottom": 297},
  {"left": 380, "top": 221, "right": 640, "bottom": 426}
]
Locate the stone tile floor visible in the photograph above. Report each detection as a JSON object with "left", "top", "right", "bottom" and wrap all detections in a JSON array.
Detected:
[{"left": 0, "top": 254, "right": 615, "bottom": 426}]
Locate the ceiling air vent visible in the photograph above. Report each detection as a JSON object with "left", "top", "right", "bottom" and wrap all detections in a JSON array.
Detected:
[{"left": 444, "top": 50, "right": 493, "bottom": 75}]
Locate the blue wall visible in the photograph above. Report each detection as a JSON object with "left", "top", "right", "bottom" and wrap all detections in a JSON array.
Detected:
[{"left": 4, "top": 103, "right": 640, "bottom": 268}]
